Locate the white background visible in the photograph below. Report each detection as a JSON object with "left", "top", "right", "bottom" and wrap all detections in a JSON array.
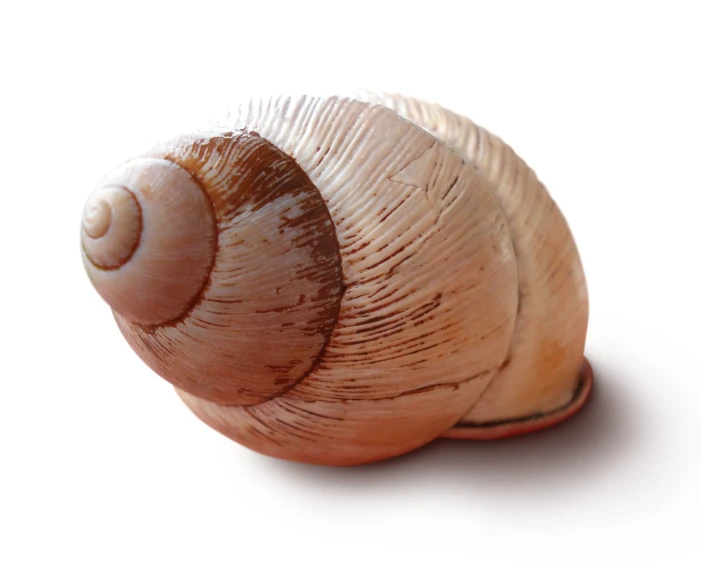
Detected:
[{"left": 2, "top": 1, "right": 700, "bottom": 582}]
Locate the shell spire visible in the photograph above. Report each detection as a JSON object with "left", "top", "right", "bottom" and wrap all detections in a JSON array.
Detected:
[
  {"left": 81, "top": 158, "right": 217, "bottom": 325},
  {"left": 83, "top": 131, "right": 345, "bottom": 409}
]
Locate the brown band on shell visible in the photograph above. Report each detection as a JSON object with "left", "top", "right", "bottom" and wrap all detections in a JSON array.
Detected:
[{"left": 116, "top": 131, "right": 344, "bottom": 406}]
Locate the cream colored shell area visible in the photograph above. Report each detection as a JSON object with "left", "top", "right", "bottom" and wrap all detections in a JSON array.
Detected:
[
  {"left": 177, "top": 96, "right": 520, "bottom": 465},
  {"left": 362, "top": 93, "right": 589, "bottom": 424},
  {"left": 82, "top": 159, "right": 216, "bottom": 326}
]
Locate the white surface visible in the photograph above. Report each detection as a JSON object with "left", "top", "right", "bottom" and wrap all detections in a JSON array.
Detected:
[{"left": 1, "top": 1, "right": 699, "bottom": 582}]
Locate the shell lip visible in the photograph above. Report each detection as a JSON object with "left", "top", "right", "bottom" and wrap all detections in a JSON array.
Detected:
[{"left": 442, "top": 358, "right": 593, "bottom": 440}]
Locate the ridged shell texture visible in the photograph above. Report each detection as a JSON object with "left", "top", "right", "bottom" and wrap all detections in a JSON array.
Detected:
[{"left": 81, "top": 94, "right": 588, "bottom": 466}]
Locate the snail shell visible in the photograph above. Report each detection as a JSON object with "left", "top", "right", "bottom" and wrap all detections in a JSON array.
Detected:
[{"left": 81, "top": 94, "right": 589, "bottom": 466}]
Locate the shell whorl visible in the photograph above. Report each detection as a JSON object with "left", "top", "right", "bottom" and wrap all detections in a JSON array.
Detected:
[
  {"left": 174, "top": 96, "right": 520, "bottom": 464},
  {"left": 358, "top": 93, "right": 589, "bottom": 427},
  {"left": 86, "top": 131, "right": 345, "bottom": 406},
  {"left": 81, "top": 186, "right": 141, "bottom": 267},
  {"left": 81, "top": 159, "right": 217, "bottom": 325}
]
